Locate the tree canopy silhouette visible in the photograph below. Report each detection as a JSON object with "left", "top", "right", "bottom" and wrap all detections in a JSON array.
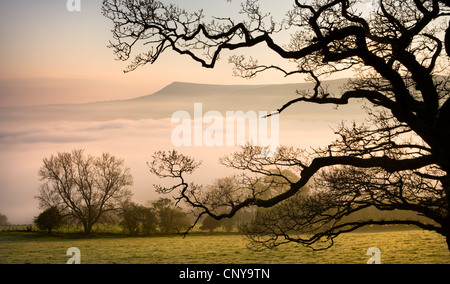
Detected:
[
  {"left": 104, "top": 0, "right": 450, "bottom": 250},
  {"left": 36, "top": 149, "right": 133, "bottom": 234}
]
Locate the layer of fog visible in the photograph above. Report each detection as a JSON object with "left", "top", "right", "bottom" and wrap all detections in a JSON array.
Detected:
[{"left": 0, "top": 81, "right": 366, "bottom": 224}]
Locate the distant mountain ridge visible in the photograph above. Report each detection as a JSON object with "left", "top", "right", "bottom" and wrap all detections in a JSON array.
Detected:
[
  {"left": 0, "top": 79, "right": 363, "bottom": 122},
  {"left": 131, "top": 79, "right": 348, "bottom": 101}
]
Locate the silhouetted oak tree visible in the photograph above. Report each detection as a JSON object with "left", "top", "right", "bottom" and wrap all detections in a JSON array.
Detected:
[{"left": 105, "top": 0, "right": 450, "bottom": 250}]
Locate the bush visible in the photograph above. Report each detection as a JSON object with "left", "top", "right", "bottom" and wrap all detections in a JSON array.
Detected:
[
  {"left": 34, "top": 207, "right": 64, "bottom": 234},
  {"left": 120, "top": 198, "right": 191, "bottom": 235},
  {"left": 120, "top": 202, "right": 157, "bottom": 236}
]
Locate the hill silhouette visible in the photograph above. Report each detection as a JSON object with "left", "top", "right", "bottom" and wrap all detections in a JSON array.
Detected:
[{"left": 0, "top": 79, "right": 362, "bottom": 122}]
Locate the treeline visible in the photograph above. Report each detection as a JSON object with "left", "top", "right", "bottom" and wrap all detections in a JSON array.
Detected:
[
  {"left": 27, "top": 149, "right": 433, "bottom": 237},
  {"left": 120, "top": 201, "right": 255, "bottom": 236},
  {"left": 31, "top": 150, "right": 260, "bottom": 236},
  {"left": 32, "top": 198, "right": 187, "bottom": 235},
  {"left": 32, "top": 197, "right": 254, "bottom": 236},
  {"left": 120, "top": 198, "right": 190, "bottom": 236}
]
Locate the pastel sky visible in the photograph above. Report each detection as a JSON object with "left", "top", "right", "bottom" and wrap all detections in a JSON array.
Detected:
[{"left": 0, "top": 0, "right": 303, "bottom": 107}]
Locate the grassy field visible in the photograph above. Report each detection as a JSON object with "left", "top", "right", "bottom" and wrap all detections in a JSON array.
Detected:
[{"left": 1, "top": 229, "right": 449, "bottom": 264}]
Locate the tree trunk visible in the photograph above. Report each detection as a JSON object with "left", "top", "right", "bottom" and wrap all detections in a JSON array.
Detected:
[
  {"left": 446, "top": 234, "right": 450, "bottom": 252},
  {"left": 446, "top": 21, "right": 450, "bottom": 57},
  {"left": 444, "top": 177, "right": 450, "bottom": 252},
  {"left": 85, "top": 224, "right": 93, "bottom": 234},
  {"left": 82, "top": 220, "right": 93, "bottom": 234}
]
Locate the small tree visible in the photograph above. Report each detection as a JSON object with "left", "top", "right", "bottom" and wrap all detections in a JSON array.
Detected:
[
  {"left": 120, "top": 202, "right": 158, "bottom": 236},
  {"left": 0, "top": 213, "right": 9, "bottom": 226},
  {"left": 152, "top": 198, "right": 191, "bottom": 234},
  {"left": 120, "top": 202, "right": 142, "bottom": 235},
  {"left": 141, "top": 206, "right": 158, "bottom": 236},
  {"left": 34, "top": 207, "right": 64, "bottom": 234},
  {"left": 200, "top": 215, "right": 223, "bottom": 233}
]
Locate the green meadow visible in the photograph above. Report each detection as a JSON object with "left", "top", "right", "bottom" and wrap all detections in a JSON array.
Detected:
[{"left": 1, "top": 229, "right": 449, "bottom": 264}]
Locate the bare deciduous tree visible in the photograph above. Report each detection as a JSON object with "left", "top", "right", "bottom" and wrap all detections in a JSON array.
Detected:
[
  {"left": 36, "top": 149, "right": 133, "bottom": 234},
  {"left": 105, "top": 0, "right": 450, "bottom": 250}
]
